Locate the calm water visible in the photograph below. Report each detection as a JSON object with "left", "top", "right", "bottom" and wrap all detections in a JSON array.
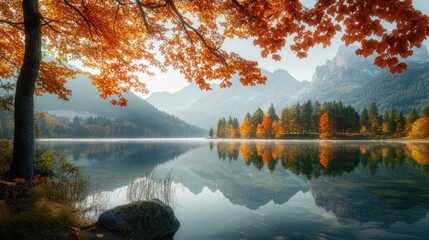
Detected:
[{"left": 37, "top": 139, "right": 429, "bottom": 240}]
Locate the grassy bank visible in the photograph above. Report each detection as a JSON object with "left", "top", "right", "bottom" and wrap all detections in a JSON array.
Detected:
[{"left": 0, "top": 140, "right": 89, "bottom": 239}]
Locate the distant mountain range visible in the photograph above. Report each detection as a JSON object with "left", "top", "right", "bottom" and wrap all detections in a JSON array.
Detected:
[
  {"left": 33, "top": 74, "right": 205, "bottom": 137},
  {"left": 299, "top": 45, "right": 429, "bottom": 112},
  {"left": 148, "top": 45, "right": 429, "bottom": 129},
  {"left": 147, "top": 69, "right": 309, "bottom": 128}
]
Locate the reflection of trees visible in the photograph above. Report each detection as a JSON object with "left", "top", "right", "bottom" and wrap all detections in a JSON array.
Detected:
[
  {"left": 214, "top": 141, "right": 429, "bottom": 227},
  {"left": 215, "top": 141, "right": 429, "bottom": 178},
  {"left": 217, "top": 142, "right": 240, "bottom": 161},
  {"left": 406, "top": 144, "right": 429, "bottom": 165},
  {"left": 237, "top": 142, "right": 284, "bottom": 173},
  {"left": 310, "top": 157, "right": 429, "bottom": 227}
]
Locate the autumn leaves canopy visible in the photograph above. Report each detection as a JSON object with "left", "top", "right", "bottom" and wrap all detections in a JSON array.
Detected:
[{"left": 1, "top": 0, "right": 428, "bottom": 104}]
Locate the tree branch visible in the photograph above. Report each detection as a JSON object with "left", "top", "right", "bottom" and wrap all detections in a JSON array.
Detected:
[
  {"left": 62, "top": 0, "right": 100, "bottom": 40},
  {"left": 135, "top": 0, "right": 152, "bottom": 33},
  {"left": 41, "top": 17, "right": 62, "bottom": 33},
  {"left": 0, "top": 19, "right": 24, "bottom": 30},
  {"left": 168, "top": 0, "right": 228, "bottom": 66}
]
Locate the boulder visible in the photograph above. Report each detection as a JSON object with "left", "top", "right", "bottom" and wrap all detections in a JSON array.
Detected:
[{"left": 98, "top": 199, "right": 180, "bottom": 240}]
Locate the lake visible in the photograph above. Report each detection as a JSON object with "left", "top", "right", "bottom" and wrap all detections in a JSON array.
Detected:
[{"left": 37, "top": 139, "right": 429, "bottom": 240}]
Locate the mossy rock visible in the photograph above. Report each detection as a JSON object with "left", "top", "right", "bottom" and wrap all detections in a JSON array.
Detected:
[{"left": 98, "top": 199, "right": 180, "bottom": 240}]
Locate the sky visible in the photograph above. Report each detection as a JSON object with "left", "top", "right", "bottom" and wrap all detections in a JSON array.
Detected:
[{"left": 135, "top": 1, "right": 429, "bottom": 97}]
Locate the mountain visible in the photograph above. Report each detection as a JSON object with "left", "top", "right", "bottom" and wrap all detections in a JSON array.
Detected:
[
  {"left": 298, "top": 45, "right": 429, "bottom": 112},
  {"left": 148, "top": 46, "right": 429, "bottom": 130},
  {"left": 34, "top": 74, "right": 206, "bottom": 137},
  {"left": 147, "top": 69, "right": 309, "bottom": 129}
]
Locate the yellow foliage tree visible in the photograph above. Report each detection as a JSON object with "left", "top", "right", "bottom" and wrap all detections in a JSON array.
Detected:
[
  {"left": 240, "top": 117, "right": 253, "bottom": 139},
  {"left": 271, "top": 121, "right": 283, "bottom": 139},
  {"left": 408, "top": 117, "right": 429, "bottom": 138}
]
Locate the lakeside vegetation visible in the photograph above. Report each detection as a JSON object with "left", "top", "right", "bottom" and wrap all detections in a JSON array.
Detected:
[
  {"left": 0, "top": 140, "right": 88, "bottom": 239},
  {"left": 212, "top": 101, "right": 429, "bottom": 140}
]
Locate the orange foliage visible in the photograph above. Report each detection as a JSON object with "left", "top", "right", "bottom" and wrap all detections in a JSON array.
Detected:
[
  {"left": 240, "top": 117, "right": 253, "bottom": 139},
  {"left": 255, "top": 123, "right": 265, "bottom": 139},
  {"left": 256, "top": 144, "right": 272, "bottom": 164},
  {"left": 239, "top": 142, "right": 253, "bottom": 162},
  {"left": 360, "top": 125, "right": 368, "bottom": 134},
  {"left": 319, "top": 113, "right": 333, "bottom": 138},
  {"left": 256, "top": 115, "right": 272, "bottom": 138},
  {"left": 408, "top": 117, "right": 429, "bottom": 138},
  {"left": 406, "top": 144, "right": 429, "bottom": 165},
  {"left": 271, "top": 142, "right": 284, "bottom": 160},
  {"left": 318, "top": 143, "right": 333, "bottom": 168},
  {"left": 271, "top": 121, "right": 283, "bottom": 139},
  {"left": 1, "top": 0, "right": 427, "bottom": 104},
  {"left": 228, "top": 126, "right": 239, "bottom": 138},
  {"left": 360, "top": 146, "right": 367, "bottom": 155}
]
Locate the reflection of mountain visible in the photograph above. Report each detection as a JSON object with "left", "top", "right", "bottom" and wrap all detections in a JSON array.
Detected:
[
  {"left": 37, "top": 140, "right": 204, "bottom": 190},
  {"left": 309, "top": 162, "right": 429, "bottom": 227},
  {"left": 203, "top": 141, "right": 429, "bottom": 225},
  {"left": 155, "top": 144, "right": 309, "bottom": 210}
]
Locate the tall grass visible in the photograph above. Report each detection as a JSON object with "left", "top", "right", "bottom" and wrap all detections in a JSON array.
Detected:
[{"left": 127, "top": 170, "right": 176, "bottom": 206}]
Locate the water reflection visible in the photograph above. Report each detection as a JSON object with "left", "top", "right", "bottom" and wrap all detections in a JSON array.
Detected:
[
  {"left": 213, "top": 141, "right": 429, "bottom": 227},
  {"left": 216, "top": 141, "right": 429, "bottom": 177},
  {"left": 37, "top": 140, "right": 429, "bottom": 239},
  {"left": 38, "top": 140, "right": 202, "bottom": 190}
]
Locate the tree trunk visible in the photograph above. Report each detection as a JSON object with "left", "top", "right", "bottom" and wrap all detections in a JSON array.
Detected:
[{"left": 9, "top": 0, "right": 41, "bottom": 184}]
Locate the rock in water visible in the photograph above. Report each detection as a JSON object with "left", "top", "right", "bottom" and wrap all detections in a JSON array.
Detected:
[{"left": 98, "top": 199, "right": 180, "bottom": 240}]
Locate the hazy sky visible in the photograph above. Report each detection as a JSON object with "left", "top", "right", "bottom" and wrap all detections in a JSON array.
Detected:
[{"left": 137, "top": 1, "right": 429, "bottom": 97}]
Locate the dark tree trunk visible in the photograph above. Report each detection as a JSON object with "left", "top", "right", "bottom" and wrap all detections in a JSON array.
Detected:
[{"left": 9, "top": 0, "right": 41, "bottom": 184}]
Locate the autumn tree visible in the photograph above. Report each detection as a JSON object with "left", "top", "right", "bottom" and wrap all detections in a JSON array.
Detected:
[
  {"left": 2, "top": 0, "right": 428, "bottom": 182},
  {"left": 408, "top": 117, "right": 429, "bottom": 138},
  {"left": 319, "top": 112, "right": 333, "bottom": 138},
  {"left": 271, "top": 121, "right": 283, "bottom": 139},
  {"left": 258, "top": 115, "right": 273, "bottom": 138},
  {"left": 240, "top": 114, "right": 253, "bottom": 139},
  {"left": 227, "top": 116, "right": 240, "bottom": 138}
]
